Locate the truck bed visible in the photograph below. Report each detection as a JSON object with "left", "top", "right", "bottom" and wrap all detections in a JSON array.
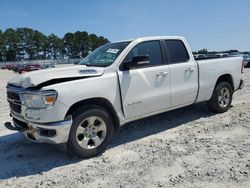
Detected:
[{"left": 195, "top": 56, "right": 243, "bottom": 103}]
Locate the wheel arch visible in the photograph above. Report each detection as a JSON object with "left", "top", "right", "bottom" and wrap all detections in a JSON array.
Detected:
[
  {"left": 65, "top": 97, "right": 120, "bottom": 129},
  {"left": 215, "top": 74, "right": 234, "bottom": 91}
]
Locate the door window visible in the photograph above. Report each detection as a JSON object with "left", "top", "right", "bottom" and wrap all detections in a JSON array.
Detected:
[
  {"left": 165, "top": 40, "right": 189, "bottom": 64},
  {"left": 123, "top": 41, "right": 163, "bottom": 68}
]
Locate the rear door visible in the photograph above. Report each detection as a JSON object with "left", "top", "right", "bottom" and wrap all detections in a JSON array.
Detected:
[
  {"left": 118, "top": 40, "right": 171, "bottom": 120},
  {"left": 163, "top": 40, "right": 198, "bottom": 107}
]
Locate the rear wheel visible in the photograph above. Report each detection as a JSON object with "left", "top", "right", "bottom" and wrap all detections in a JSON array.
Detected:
[
  {"left": 67, "top": 105, "right": 114, "bottom": 158},
  {"left": 207, "top": 82, "right": 233, "bottom": 113}
]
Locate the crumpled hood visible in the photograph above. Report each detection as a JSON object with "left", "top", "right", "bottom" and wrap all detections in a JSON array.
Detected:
[{"left": 8, "top": 65, "right": 105, "bottom": 88}]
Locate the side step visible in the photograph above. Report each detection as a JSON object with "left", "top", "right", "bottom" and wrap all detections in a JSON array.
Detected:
[{"left": 4, "top": 122, "right": 25, "bottom": 132}]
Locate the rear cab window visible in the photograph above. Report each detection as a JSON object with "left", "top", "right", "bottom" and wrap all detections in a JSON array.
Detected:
[{"left": 164, "top": 40, "right": 190, "bottom": 64}]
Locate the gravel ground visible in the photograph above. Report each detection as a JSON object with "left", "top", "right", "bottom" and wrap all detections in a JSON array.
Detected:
[{"left": 0, "top": 68, "right": 249, "bottom": 188}]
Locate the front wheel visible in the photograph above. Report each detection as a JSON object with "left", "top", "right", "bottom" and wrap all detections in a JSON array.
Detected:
[
  {"left": 207, "top": 82, "right": 233, "bottom": 113},
  {"left": 67, "top": 105, "right": 114, "bottom": 158}
]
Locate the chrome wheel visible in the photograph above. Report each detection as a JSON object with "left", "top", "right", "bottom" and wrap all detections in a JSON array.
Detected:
[
  {"left": 218, "top": 87, "right": 230, "bottom": 108},
  {"left": 76, "top": 116, "right": 107, "bottom": 149}
]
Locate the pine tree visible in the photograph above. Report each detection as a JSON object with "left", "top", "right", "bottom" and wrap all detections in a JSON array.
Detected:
[
  {"left": 0, "top": 27, "right": 110, "bottom": 61},
  {"left": 4, "top": 28, "right": 20, "bottom": 61}
]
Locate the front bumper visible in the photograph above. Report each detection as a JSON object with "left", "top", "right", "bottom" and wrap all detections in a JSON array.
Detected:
[{"left": 5, "top": 116, "right": 72, "bottom": 144}]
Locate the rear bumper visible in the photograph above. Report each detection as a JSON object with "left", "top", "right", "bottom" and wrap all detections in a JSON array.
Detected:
[{"left": 5, "top": 117, "right": 72, "bottom": 144}]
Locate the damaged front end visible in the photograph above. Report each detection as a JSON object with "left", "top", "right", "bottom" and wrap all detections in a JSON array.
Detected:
[
  {"left": 5, "top": 83, "right": 72, "bottom": 144},
  {"left": 5, "top": 65, "right": 105, "bottom": 144},
  {"left": 5, "top": 116, "right": 72, "bottom": 144}
]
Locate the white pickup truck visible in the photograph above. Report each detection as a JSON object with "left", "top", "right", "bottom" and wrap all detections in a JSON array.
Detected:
[{"left": 5, "top": 36, "right": 244, "bottom": 158}]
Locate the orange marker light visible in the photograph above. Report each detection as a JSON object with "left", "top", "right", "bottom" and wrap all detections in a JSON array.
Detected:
[{"left": 45, "top": 96, "right": 56, "bottom": 104}]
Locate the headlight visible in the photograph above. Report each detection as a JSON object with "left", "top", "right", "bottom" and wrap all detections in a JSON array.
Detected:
[{"left": 21, "top": 90, "right": 58, "bottom": 109}]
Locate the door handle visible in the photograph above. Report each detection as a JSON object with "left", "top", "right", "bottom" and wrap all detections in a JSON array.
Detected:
[
  {"left": 156, "top": 72, "right": 168, "bottom": 77},
  {"left": 185, "top": 68, "right": 194, "bottom": 72}
]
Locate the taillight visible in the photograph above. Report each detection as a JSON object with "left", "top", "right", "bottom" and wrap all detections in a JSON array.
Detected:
[{"left": 241, "top": 61, "right": 244, "bottom": 74}]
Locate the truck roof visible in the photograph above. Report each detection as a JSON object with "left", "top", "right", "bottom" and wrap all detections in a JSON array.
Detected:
[{"left": 115, "top": 36, "right": 185, "bottom": 43}]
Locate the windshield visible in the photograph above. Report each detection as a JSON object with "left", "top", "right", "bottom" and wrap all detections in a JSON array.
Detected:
[{"left": 79, "top": 41, "right": 131, "bottom": 67}]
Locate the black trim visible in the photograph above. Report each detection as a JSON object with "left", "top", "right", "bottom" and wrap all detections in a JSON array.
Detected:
[
  {"left": 4, "top": 118, "right": 28, "bottom": 132},
  {"left": 162, "top": 40, "right": 171, "bottom": 64},
  {"left": 160, "top": 40, "right": 169, "bottom": 65},
  {"left": 116, "top": 72, "right": 125, "bottom": 117},
  {"left": 194, "top": 63, "right": 200, "bottom": 103},
  {"left": 35, "top": 76, "right": 99, "bottom": 88},
  {"left": 195, "top": 56, "right": 231, "bottom": 61},
  {"left": 236, "top": 79, "right": 244, "bottom": 90},
  {"left": 4, "top": 122, "right": 23, "bottom": 131}
]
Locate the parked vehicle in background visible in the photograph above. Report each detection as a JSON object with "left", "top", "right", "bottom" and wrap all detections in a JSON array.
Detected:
[
  {"left": 1, "top": 64, "right": 16, "bottom": 70},
  {"left": 230, "top": 54, "right": 250, "bottom": 67},
  {"left": 8, "top": 64, "right": 16, "bottom": 70},
  {"left": 205, "top": 54, "right": 220, "bottom": 58},
  {"left": 5, "top": 36, "right": 244, "bottom": 158},
  {"left": 193, "top": 54, "right": 207, "bottom": 59},
  {"left": 215, "top": 53, "right": 230, "bottom": 58},
  {"left": 230, "top": 52, "right": 241, "bottom": 56},
  {"left": 243, "top": 54, "right": 250, "bottom": 67},
  {"left": 18, "top": 64, "right": 42, "bottom": 74},
  {"left": 13, "top": 64, "right": 25, "bottom": 73},
  {"left": 41, "top": 64, "right": 56, "bottom": 69},
  {"left": 1, "top": 65, "right": 6, "bottom": 69}
]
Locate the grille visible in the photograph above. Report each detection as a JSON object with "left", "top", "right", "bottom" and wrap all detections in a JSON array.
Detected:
[
  {"left": 7, "top": 91, "right": 20, "bottom": 100},
  {"left": 7, "top": 91, "right": 22, "bottom": 114}
]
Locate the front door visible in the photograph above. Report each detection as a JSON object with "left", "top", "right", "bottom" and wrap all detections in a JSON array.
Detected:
[{"left": 118, "top": 40, "right": 171, "bottom": 120}]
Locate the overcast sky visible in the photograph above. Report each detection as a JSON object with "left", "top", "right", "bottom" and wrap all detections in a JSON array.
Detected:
[{"left": 0, "top": 0, "right": 249, "bottom": 51}]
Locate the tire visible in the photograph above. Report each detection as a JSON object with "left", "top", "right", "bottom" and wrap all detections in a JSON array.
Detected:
[
  {"left": 67, "top": 105, "right": 114, "bottom": 158},
  {"left": 207, "top": 82, "right": 233, "bottom": 113}
]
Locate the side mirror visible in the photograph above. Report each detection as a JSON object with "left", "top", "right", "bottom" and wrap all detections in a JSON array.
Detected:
[{"left": 123, "top": 55, "right": 150, "bottom": 70}]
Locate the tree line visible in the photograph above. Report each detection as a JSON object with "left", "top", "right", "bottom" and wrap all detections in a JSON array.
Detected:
[{"left": 0, "top": 28, "right": 110, "bottom": 62}]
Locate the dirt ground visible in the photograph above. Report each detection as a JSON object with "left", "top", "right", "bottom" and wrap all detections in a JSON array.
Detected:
[{"left": 0, "top": 68, "right": 249, "bottom": 188}]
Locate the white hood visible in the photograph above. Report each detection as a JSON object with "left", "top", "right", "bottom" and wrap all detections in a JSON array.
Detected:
[{"left": 8, "top": 65, "right": 105, "bottom": 88}]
